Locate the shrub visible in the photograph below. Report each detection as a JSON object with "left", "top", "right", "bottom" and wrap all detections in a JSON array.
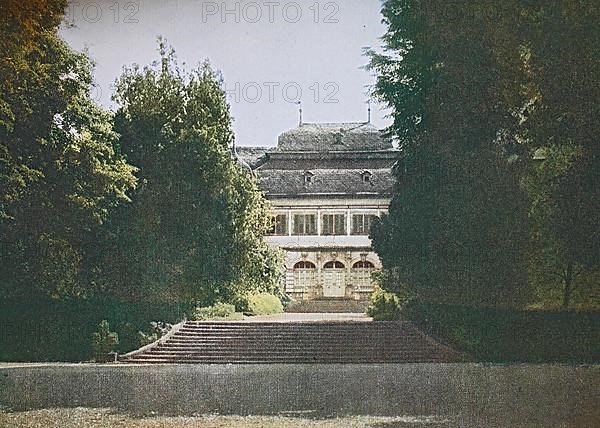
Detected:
[
  {"left": 92, "top": 320, "right": 119, "bottom": 362},
  {"left": 193, "top": 302, "right": 237, "bottom": 320},
  {"left": 245, "top": 293, "right": 283, "bottom": 315},
  {"left": 278, "top": 291, "right": 292, "bottom": 309},
  {"left": 367, "top": 286, "right": 404, "bottom": 321},
  {"left": 138, "top": 321, "right": 172, "bottom": 346},
  {"left": 0, "top": 298, "right": 190, "bottom": 362}
]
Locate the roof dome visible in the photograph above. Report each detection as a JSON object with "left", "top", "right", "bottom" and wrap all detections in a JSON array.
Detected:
[{"left": 277, "top": 122, "right": 393, "bottom": 152}]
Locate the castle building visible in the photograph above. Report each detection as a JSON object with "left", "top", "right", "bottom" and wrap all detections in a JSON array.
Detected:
[{"left": 239, "top": 122, "right": 398, "bottom": 301}]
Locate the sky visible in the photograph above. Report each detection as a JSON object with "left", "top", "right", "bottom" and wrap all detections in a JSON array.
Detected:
[{"left": 60, "top": 0, "right": 391, "bottom": 147}]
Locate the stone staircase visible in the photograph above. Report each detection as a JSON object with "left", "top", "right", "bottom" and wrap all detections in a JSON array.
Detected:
[{"left": 121, "top": 321, "right": 465, "bottom": 364}]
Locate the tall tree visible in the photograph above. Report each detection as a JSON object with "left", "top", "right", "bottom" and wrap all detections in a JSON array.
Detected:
[
  {"left": 525, "top": 146, "right": 600, "bottom": 307},
  {"left": 367, "top": 1, "right": 531, "bottom": 307},
  {"left": 523, "top": 1, "right": 600, "bottom": 306},
  {"left": 0, "top": 1, "right": 137, "bottom": 298},
  {"left": 101, "top": 42, "right": 281, "bottom": 305}
]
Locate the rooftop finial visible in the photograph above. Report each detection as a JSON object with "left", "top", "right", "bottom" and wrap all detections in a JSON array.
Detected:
[
  {"left": 296, "top": 100, "right": 303, "bottom": 126},
  {"left": 367, "top": 99, "right": 372, "bottom": 124}
]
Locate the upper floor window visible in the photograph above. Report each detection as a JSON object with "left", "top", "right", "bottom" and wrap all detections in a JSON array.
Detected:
[
  {"left": 361, "top": 170, "right": 373, "bottom": 183},
  {"left": 303, "top": 170, "right": 314, "bottom": 184},
  {"left": 352, "top": 214, "right": 378, "bottom": 235},
  {"left": 321, "top": 214, "right": 346, "bottom": 236},
  {"left": 353, "top": 261, "right": 375, "bottom": 269},
  {"left": 324, "top": 261, "right": 345, "bottom": 269},
  {"left": 293, "top": 213, "right": 317, "bottom": 235},
  {"left": 294, "top": 261, "right": 316, "bottom": 269},
  {"left": 266, "top": 214, "right": 288, "bottom": 236}
]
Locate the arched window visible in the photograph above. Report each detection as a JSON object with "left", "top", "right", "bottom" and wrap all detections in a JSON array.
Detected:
[
  {"left": 294, "top": 261, "right": 316, "bottom": 269},
  {"left": 324, "top": 261, "right": 345, "bottom": 269},
  {"left": 352, "top": 260, "right": 375, "bottom": 292},
  {"left": 353, "top": 261, "right": 375, "bottom": 269},
  {"left": 293, "top": 261, "right": 316, "bottom": 295}
]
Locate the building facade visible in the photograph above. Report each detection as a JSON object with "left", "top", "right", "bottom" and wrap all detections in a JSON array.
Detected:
[{"left": 239, "top": 122, "right": 398, "bottom": 301}]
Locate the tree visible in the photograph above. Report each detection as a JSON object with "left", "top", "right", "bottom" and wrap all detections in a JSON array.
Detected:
[
  {"left": 367, "top": 1, "right": 531, "bottom": 307},
  {"left": 522, "top": 1, "right": 600, "bottom": 307},
  {"left": 0, "top": 1, "right": 137, "bottom": 298},
  {"left": 526, "top": 147, "right": 600, "bottom": 308},
  {"left": 100, "top": 41, "right": 281, "bottom": 305}
]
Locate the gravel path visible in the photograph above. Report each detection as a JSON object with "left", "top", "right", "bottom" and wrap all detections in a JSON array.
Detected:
[
  {"left": 242, "top": 313, "right": 373, "bottom": 322},
  {"left": 0, "top": 408, "right": 447, "bottom": 427}
]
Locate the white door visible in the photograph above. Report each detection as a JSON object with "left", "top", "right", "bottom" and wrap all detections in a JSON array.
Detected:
[{"left": 323, "top": 268, "right": 345, "bottom": 297}]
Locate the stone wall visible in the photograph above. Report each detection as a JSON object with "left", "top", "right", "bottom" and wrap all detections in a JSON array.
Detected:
[{"left": 1, "top": 363, "right": 598, "bottom": 424}]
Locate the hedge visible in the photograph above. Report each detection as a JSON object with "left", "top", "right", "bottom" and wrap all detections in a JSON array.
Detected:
[
  {"left": 405, "top": 302, "right": 600, "bottom": 363},
  {"left": 0, "top": 298, "right": 192, "bottom": 362}
]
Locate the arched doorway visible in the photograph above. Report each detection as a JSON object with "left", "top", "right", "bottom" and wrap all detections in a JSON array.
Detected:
[
  {"left": 323, "top": 261, "right": 346, "bottom": 297},
  {"left": 293, "top": 261, "right": 316, "bottom": 296},
  {"left": 352, "top": 260, "right": 375, "bottom": 293}
]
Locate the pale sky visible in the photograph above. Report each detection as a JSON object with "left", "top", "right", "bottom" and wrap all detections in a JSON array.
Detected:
[{"left": 60, "top": 0, "right": 391, "bottom": 147}]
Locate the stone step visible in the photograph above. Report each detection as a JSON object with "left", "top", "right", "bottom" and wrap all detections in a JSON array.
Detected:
[
  {"left": 166, "top": 333, "right": 422, "bottom": 339},
  {"left": 176, "top": 327, "right": 405, "bottom": 333},
  {"left": 179, "top": 324, "right": 403, "bottom": 329},
  {"left": 144, "top": 352, "right": 439, "bottom": 359},
  {"left": 162, "top": 336, "right": 421, "bottom": 346},
  {"left": 174, "top": 329, "right": 412, "bottom": 333},
  {"left": 175, "top": 327, "right": 411, "bottom": 334},
  {"left": 183, "top": 320, "right": 389, "bottom": 325},
  {"left": 126, "top": 355, "right": 453, "bottom": 363},
  {"left": 128, "top": 352, "right": 451, "bottom": 359},
  {"left": 120, "top": 320, "right": 464, "bottom": 364},
  {"left": 127, "top": 359, "right": 449, "bottom": 364},
  {"left": 157, "top": 343, "right": 431, "bottom": 348},
  {"left": 150, "top": 345, "right": 434, "bottom": 352}
]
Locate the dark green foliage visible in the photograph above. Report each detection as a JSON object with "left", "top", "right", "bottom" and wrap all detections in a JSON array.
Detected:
[
  {"left": 97, "top": 41, "right": 282, "bottom": 306},
  {"left": 0, "top": 1, "right": 280, "bottom": 311},
  {"left": 525, "top": 146, "right": 600, "bottom": 307},
  {"left": 524, "top": 1, "right": 600, "bottom": 155},
  {"left": 368, "top": 1, "right": 530, "bottom": 307},
  {"left": 373, "top": 145, "right": 530, "bottom": 307},
  {"left": 0, "top": 298, "right": 192, "bottom": 362},
  {"left": 138, "top": 321, "right": 172, "bottom": 347},
  {"left": 91, "top": 320, "right": 119, "bottom": 362},
  {"left": 369, "top": 1, "right": 600, "bottom": 308},
  {"left": 0, "top": 0, "right": 137, "bottom": 299},
  {"left": 522, "top": 2, "right": 600, "bottom": 307},
  {"left": 0, "top": 4, "right": 282, "bottom": 362},
  {"left": 406, "top": 302, "right": 600, "bottom": 363}
]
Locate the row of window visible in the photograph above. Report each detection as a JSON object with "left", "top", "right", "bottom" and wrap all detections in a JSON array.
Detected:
[
  {"left": 293, "top": 261, "right": 375, "bottom": 270},
  {"left": 303, "top": 170, "right": 373, "bottom": 184},
  {"left": 267, "top": 213, "right": 378, "bottom": 236}
]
